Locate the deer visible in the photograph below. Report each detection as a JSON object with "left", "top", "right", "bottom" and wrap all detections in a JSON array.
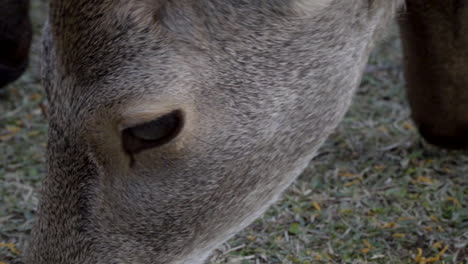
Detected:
[
  {"left": 17, "top": 0, "right": 467, "bottom": 263},
  {"left": 0, "top": 0, "right": 32, "bottom": 88}
]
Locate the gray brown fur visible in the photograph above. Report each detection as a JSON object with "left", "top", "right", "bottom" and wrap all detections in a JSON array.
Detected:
[{"left": 25, "top": 0, "right": 410, "bottom": 263}]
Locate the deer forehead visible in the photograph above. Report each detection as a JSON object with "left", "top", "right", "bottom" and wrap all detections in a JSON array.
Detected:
[
  {"left": 292, "top": 0, "right": 333, "bottom": 15},
  {"left": 46, "top": 0, "right": 337, "bottom": 115}
]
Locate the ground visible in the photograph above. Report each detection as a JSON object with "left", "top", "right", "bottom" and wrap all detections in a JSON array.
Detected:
[{"left": 0, "top": 2, "right": 466, "bottom": 264}]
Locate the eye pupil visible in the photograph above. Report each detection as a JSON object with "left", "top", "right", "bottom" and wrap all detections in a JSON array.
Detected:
[
  {"left": 129, "top": 112, "right": 179, "bottom": 141},
  {"left": 122, "top": 110, "right": 183, "bottom": 154}
]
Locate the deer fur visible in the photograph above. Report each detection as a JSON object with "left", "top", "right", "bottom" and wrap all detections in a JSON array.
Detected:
[
  {"left": 0, "top": 0, "right": 31, "bottom": 88},
  {"left": 25, "top": 0, "right": 408, "bottom": 263},
  {"left": 400, "top": 0, "right": 468, "bottom": 149}
]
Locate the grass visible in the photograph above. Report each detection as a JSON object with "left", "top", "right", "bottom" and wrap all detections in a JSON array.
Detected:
[{"left": 1, "top": 2, "right": 467, "bottom": 264}]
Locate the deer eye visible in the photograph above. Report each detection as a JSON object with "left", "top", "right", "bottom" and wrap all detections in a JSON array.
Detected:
[{"left": 121, "top": 110, "right": 183, "bottom": 154}]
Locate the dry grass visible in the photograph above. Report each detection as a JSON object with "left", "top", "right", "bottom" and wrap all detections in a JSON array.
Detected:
[{"left": 1, "top": 2, "right": 467, "bottom": 264}]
